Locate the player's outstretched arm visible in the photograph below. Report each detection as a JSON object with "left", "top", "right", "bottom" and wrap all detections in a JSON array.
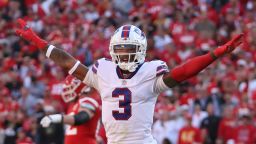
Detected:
[
  {"left": 15, "top": 18, "right": 88, "bottom": 81},
  {"left": 62, "top": 107, "right": 95, "bottom": 125},
  {"left": 40, "top": 107, "right": 94, "bottom": 127},
  {"left": 163, "top": 34, "right": 244, "bottom": 88}
]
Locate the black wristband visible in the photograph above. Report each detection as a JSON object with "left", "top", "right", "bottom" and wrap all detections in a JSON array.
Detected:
[{"left": 74, "top": 111, "right": 90, "bottom": 125}]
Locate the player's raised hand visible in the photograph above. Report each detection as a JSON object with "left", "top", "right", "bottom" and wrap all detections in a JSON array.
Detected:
[
  {"left": 40, "top": 114, "right": 63, "bottom": 127},
  {"left": 16, "top": 18, "right": 48, "bottom": 49},
  {"left": 213, "top": 33, "right": 244, "bottom": 57}
]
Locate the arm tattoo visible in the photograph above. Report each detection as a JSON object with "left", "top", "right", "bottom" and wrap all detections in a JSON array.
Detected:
[{"left": 49, "top": 48, "right": 76, "bottom": 70}]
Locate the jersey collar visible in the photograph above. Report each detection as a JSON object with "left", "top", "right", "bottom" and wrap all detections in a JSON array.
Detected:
[{"left": 116, "top": 63, "right": 144, "bottom": 79}]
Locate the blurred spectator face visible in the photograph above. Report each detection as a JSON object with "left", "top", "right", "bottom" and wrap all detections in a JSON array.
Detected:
[
  {"left": 21, "top": 87, "right": 29, "bottom": 98},
  {"left": 230, "top": 0, "right": 238, "bottom": 5},
  {"left": 180, "top": 105, "right": 190, "bottom": 118},
  {"left": 206, "top": 103, "right": 214, "bottom": 115},
  {"left": 223, "top": 105, "right": 234, "bottom": 119},
  {"left": 184, "top": 114, "right": 193, "bottom": 126},
  {"left": 222, "top": 78, "right": 237, "bottom": 93},
  {"left": 195, "top": 86, "right": 207, "bottom": 99},
  {"left": 34, "top": 100, "right": 44, "bottom": 112},
  {"left": 16, "top": 110, "right": 25, "bottom": 123},
  {"left": 239, "top": 116, "right": 251, "bottom": 125},
  {"left": 250, "top": 27, "right": 256, "bottom": 40},
  {"left": 159, "top": 110, "right": 170, "bottom": 122},
  {"left": 225, "top": 11, "right": 236, "bottom": 23},
  {"left": 175, "top": 11, "right": 184, "bottom": 22},
  {"left": 7, "top": 111, "right": 16, "bottom": 123},
  {"left": 194, "top": 104, "right": 201, "bottom": 113},
  {"left": 0, "top": 86, "right": 10, "bottom": 99},
  {"left": 17, "top": 128, "right": 26, "bottom": 140},
  {"left": 22, "top": 57, "right": 30, "bottom": 66},
  {"left": 156, "top": 26, "right": 166, "bottom": 37}
]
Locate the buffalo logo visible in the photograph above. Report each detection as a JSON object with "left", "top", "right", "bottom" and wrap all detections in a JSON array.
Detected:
[
  {"left": 141, "top": 32, "right": 145, "bottom": 39},
  {"left": 134, "top": 28, "right": 140, "bottom": 35},
  {"left": 134, "top": 28, "right": 145, "bottom": 40}
]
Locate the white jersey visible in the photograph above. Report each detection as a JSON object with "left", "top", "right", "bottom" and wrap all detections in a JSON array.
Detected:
[{"left": 83, "top": 58, "right": 170, "bottom": 144}]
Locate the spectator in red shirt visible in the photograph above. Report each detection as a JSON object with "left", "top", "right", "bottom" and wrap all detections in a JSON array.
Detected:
[
  {"left": 178, "top": 114, "right": 202, "bottom": 144},
  {"left": 217, "top": 105, "right": 236, "bottom": 144},
  {"left": 232, "top": 112, "right": 256, "bottom": 144},
  {"left": 16, "top": 128, "right": 34, "bottom": 144}
]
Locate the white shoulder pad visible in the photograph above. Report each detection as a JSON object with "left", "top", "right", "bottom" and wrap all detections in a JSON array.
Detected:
[
  {"left": 126, "top": 60, "right": 169, "bottom": 86},
  {"left": 93, "top": 58, "right": 119, "bottom": 85},
  {"left": 149, "top": 60, "right": 170, "bottom": 93},
  {"left": 89, "top": 58, "right": 108, "bottom": 75},
  {"left": 83, "top": 58, "right": 110, "bottom": 89},
  {"left": 140, "top": 60, "right": 169, "bottom": 80},
  {"left": 151, "top": 60, "right": 169, "bottom": 77}
]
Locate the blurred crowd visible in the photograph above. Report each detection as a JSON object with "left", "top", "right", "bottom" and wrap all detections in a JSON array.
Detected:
[{"left": 1, "top": 0, "right": 256, "bottom": 144}]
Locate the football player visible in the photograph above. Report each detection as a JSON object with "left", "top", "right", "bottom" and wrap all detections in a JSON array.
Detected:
[
  {"left": 40, "top": 75, "right": 101, "bottom": 144},
  {"left": 16, "top": 19, "right": 243, "bottom": 144}
]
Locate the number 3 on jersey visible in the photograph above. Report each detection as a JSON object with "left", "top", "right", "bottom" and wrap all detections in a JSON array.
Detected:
[{"left": 112, "top": 88, "right": 132, "bottom": 120}]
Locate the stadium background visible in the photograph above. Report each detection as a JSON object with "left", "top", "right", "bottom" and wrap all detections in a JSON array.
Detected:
[{"left": 1, "top": 0, "right": 256, "bottom": 143}]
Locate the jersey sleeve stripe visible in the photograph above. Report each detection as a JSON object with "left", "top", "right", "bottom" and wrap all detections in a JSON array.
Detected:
[
  {"left": 80, "top": 103, "right": 96, "bottom": 112},
  {"left": 92, "top": 66, "right": 97, "bottom": 74},
  {"left": 92, "top": 61, "right": 99, "bottom": 74},
  {"left": 79, "top": 97, "right": 99, "bottom": 108},
  {"left": 156, "top": 70, "right": 168, "bottom": 77},
  {"left": 156, "top": 65, "right": 168, "bottom": 72},
  {"left": 95, "top": 61, "right": 99, "bottom": 68}
]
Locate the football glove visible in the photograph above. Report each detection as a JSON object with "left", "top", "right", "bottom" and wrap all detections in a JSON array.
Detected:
[
  {"left": 213, "top": 33, "right": 244, "bottom": 57},
  {"left": 16, "top": 18, "right": 48, "bottom": 49},
  {"left": 40, "top": 114, "right": 63, "bottom": 127}
]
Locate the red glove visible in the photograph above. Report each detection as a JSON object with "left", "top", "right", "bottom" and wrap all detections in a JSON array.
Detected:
[
  {"left": 16, "top": 18, "right": 48, "bottom": 49},
  {"left": 213, "top": 34, "right": 244, "bottom": 57}
]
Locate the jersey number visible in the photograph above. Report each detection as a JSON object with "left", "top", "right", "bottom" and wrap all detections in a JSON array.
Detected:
[
  {"left": 66, "top": 112, "right": 77, "bottom": 135},
  {"left": 112, "top": 88, "right": 132, "bottom": 120}
]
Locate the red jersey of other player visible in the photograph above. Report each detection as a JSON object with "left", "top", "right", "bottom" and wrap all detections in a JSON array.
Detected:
[
  {"left": 40, "top": 75, "right": 101, "bottom": 144},
  {"left": 97, "top": 122, "right": 107, "bottom": 144}
]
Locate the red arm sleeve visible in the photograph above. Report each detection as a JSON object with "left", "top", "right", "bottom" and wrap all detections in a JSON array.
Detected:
[{"left": 169, "top": 52, "right": 216, "bottom": 82}]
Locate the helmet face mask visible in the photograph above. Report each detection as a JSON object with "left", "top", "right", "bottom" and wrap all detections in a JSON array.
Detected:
[
  {"left": 112, "top": 44, "right": 140, "bottom": 71},
  {"left": 109, "top": 25, "right": 147, "bottom": 72},
  {"left": 62, "top": 76, "right": 91, "bottom": 103},
  {"left": 62, "top": 82, "right": 78, "bottom": 103}
]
